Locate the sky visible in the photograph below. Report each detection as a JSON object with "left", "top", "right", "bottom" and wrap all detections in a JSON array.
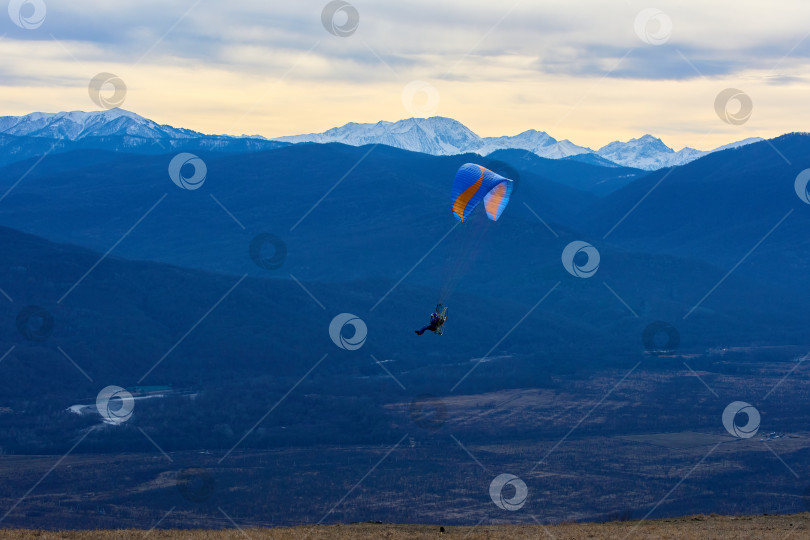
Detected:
[{"left": 2, "top": 0, "right": 810, "bottom": 150}]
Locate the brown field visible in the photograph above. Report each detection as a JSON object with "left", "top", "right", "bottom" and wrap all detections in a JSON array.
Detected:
[
  {"left": 2, "top": 360, "right": 809, "bottom": 530},
  {"left": 0, "top": 514, "right": 808, "bottom": 540}
]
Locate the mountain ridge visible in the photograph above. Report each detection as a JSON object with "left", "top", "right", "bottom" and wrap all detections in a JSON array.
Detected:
[
  {"left": 0, "top": 109, "right": 203, "bottom": 141},
  {"left": 0, "top": 109, "right": 763, "bottom": 171},
  {"left": 0, "top": 109, "right": 288, "bottom": 167},
  {"left": 273, "top": 116, "right": 763, "bottom": 170}
]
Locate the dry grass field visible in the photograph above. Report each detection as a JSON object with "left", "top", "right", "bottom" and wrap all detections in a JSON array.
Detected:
[{"left": 0, "top": 513, "right": 808, "bottom": 540}]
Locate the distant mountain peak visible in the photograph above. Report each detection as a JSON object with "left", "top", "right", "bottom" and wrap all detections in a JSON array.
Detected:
[
  {"left": 515, "top": 128, "right": 550, "bottom": 136},
  {"left": 0, "top": 108, "right": 206, "bottom": 141},
  {"left": 273, "top": 117, "right": 588, "bottom": 160},
  {"left": 600, "top": 134, "right": 672, "bottom": 152},
  {"left": 596, "top": 134, "right": 705, "bottom": 170},
  {"left": 19, "top": 108, "right": 148, "bottom": 124}
]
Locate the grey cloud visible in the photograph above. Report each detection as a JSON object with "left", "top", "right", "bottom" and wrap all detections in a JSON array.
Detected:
[
  {"left": 3, "top": 1, "right": 810, "bottom": 86},
  {"left": 762, "top": 74, "right": 806, "bottom": 85},
  {"left": 535, "top": 42, "right": 810, "bottom": 81}
]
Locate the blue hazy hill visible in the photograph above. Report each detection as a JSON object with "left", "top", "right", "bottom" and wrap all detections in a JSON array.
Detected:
[
  {"left": 0, "top": 143, "right": 596, "bottom": 288},
  {"left": 486, "top": 148, "right": 646, "bottom": 195},
  {"left": 583, "top": 133, "right": 810, "bottom": 293},
  {"left": 1, "top": 135, "right": 808, "bottom": 319}
]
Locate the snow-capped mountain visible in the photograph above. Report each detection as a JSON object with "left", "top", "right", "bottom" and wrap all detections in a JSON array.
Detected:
[
  {"left": 0, "top": 109, "right": 203, "bottom": 140},
  {"left": 595, "top": 135, "right": 702, "bottom": 170},
  {"left": 276, "top": 117, "right": 762, "bottom": 170},
  {"left": 277, "top": 117, "right": 481, "bottom": 156},
  {"left": 0, "top": 109, "right": 287, "bottom": 167},
  {"left": 275, "top": 117, "right": 591, "bottom": 160},
  {"left": 594, "top": 134, "right": 765, "bottom": 170},
  {"left": 476, "top": 130, "right": 590, "bottom": 159}
]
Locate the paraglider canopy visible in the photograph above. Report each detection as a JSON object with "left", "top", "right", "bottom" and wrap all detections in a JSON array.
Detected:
[{"left": 451, "top": 164, "right": 514, "bottom": 222}]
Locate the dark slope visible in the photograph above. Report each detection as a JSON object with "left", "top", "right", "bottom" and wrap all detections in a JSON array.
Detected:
[
  {"left": 581, "top": 134, "right": 810, "bottom": 292},
  {"left": 0, "top": 143, "right": 595, "bottom": 287}
]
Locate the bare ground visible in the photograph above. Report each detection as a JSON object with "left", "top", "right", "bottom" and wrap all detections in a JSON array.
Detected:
[{"left": 1, "top": 513, "right": 808, "bottom": 539}]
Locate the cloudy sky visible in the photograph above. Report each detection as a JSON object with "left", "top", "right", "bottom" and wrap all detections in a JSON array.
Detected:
[{"left": 3, "top": 0, "right": 810, "bottom": 150}]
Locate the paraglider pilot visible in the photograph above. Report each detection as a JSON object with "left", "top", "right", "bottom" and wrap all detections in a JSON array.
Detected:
[
  {"left": 415, "top": 305, "right": 446, "bottom": 335},
  {"left": 415, "top": 312, "right": 440, "bottom": 335}
]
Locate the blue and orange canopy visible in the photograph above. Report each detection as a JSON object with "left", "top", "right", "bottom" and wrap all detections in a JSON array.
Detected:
[{"left": 451, "top": 163, "right": 513, "bottom": 222}]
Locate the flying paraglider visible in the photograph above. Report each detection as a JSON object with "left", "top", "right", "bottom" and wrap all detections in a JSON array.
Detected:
[
  {"left": 451, "top": 163, "right": 514, "bottom": 223},
  {"left": 414, "top": 164, "right": 514, "bottom": 337}
]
